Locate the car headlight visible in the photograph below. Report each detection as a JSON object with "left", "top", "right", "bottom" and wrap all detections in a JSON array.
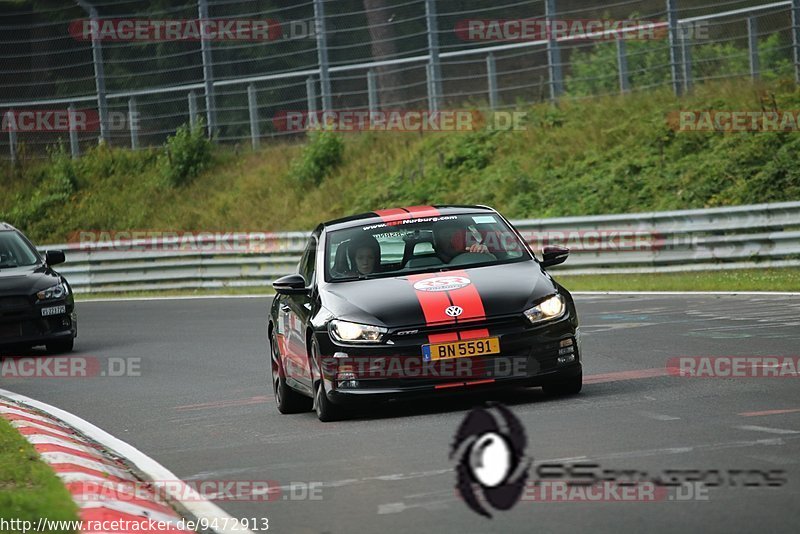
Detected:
[
  {"left": 36, "top": 282, "right": 68, "bottom": 302},
  {"left": 329, "top": 320, "right": 387, "bottom": 343},
  {"left": 524, "top": 294, "right": 565, "bottom": 324}
]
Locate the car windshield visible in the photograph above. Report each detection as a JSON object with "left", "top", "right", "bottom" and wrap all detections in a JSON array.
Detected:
[
  {"left": 326, "top": 212, "right": 531, "bottom": 281},
  {"left": 0, "top": 231, "right": 40, "bottom": 269}
]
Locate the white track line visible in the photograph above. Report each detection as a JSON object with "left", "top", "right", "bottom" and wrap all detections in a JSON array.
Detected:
[
  {"left": 0, "top": 388, "right": 253, "bottom": 534},
  {"left": 737, "top": 425, "right": 800, "bottom": 435}
]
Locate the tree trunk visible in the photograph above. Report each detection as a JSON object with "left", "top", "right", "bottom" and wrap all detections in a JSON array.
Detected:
[{"left": 363, "top": 0, "right": 406, "bottom": 108}]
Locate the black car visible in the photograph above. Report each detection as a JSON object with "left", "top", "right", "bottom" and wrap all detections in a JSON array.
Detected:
[
  {"left": 0, "top": 223, "right": 76, "bottom": 353},
  {"left": 268, "top": 205, "right": 581, "bottom": 422}
]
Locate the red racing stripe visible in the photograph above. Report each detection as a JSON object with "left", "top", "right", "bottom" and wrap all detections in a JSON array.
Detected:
[
  {"left": 403, "top": 205, "right": 440, "bottom": 218},
  {"left": 374, "top": 208, "right": 409, "bottom": 223}
]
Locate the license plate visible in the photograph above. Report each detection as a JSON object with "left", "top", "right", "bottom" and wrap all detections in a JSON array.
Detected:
[
  {"left": 41, "top": 305, "right": 66, "bottom": 317},
  {"left": 422, "top": 337, "right": 500, "bottom": 362}
]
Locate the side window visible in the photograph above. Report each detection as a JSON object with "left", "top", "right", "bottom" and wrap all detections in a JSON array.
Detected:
[{"left": 298, "top": 238, "right": 317, "bottom": 286}]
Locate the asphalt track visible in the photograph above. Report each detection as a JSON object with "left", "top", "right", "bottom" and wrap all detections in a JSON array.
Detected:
[{"left": 2, "top": 294, "right": 800, "bottom": 533}]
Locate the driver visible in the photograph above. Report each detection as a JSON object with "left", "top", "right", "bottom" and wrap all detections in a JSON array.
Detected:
[
  {"left": 432, "top": 219, "right": 489, "bottom": 263},
  {"left": 348, "top": 233, "right": 381, "bottom": 275}
]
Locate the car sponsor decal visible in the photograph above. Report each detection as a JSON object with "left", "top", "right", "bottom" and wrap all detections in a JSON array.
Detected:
[{"left": 407, "top": 270, "right": 490, "bottom": 343}]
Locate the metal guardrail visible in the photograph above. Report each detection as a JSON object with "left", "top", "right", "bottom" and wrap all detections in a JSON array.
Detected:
[{"left": 38, "top": 201, "right": 800, "bottom": 293}]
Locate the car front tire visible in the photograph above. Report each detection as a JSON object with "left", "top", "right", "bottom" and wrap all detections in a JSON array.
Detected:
[
  {"left": 311, "top": 339, "right": 345, "bottom": 422},
  {"left": 271, "top": 333, "right": 312, "bottom": 414},
  {"left": 46, "top": 338, "right": 73, "bottom": 354},
  {"left": 543, "top": 371, "right": 582, "bottom": 397}
]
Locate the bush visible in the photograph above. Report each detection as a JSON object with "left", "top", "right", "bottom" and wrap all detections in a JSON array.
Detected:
[
  {"left": 159, "top": 120, "right": 212, "bottom": 187},
  {"left": 291, "top": 129, "right": 345, "bottom": 186}
]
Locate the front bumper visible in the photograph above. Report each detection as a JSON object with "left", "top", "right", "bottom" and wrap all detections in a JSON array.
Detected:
[
  {"left": 316, "top": 312, "right": 580, "bottom": 405},
  {"left": 0, "top": 296, "right": 77, "bottom": 348}
]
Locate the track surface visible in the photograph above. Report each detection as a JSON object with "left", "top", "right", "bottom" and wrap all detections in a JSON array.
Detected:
[{"left": 2, "top": 294, "right": 800, "bottom": 533}]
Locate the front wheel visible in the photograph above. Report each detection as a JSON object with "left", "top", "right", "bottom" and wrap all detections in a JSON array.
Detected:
[
  {"left": 542, "top": 372, "right": 582, "bottom": 397},
  {"left": 46, "top": 338, "right": 73, "bottom": 354},
  {"left": 311, "top": 339, "right": 345, "bottom": 422},
  {"left": 271, "top": 333, "right": 312, "bottom": 414}
]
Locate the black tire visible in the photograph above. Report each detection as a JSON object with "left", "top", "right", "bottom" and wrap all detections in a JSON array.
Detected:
[
  {"left": 543, "top": 372, "right": 582, "bottom": 397},
  {"left": 271, "top": 333, "right": 312, "bottom": 414},
  {"left": 46, "top": 338, "right": 73, "bottom": 354},
  {"left": 311, "top": 339, "right": 345, "bottom": 422}
]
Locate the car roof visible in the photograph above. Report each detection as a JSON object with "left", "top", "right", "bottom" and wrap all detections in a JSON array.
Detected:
[
  {"left": 0, "top": 222, "right": 15, "bottom": 232},
  {"left": 321, "top": 205, "right": 497, "bottom": 231}
]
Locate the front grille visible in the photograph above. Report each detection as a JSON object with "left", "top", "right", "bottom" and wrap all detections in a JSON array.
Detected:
[{"left": 0, "top": 296, "right": 29, "bottom": 310}]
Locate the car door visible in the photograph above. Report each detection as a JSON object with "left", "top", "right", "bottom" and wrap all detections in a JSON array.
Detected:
[{"left": 282, "top": 235, "right": 317, "bottom": 390}]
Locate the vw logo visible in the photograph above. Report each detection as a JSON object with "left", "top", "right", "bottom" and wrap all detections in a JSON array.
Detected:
[{"left": 445, "top": 305, "right": 463, "bottom": 317}]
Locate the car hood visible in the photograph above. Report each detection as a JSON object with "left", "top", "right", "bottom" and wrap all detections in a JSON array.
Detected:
[
  {"left": 0, "top": 264, "right": 62, "bottom": 295},
  {"left": 321, "top": 260, "right": 556, "bottom": 328}
]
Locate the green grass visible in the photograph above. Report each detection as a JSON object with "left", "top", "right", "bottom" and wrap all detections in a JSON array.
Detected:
[
  {"left": 556, "top": 268, "right": 800, "bottom": 292},
  {"left": 0, "top": 416, "right": 80, "bottom": 532},
  {"left": 3, "top": 78, "right": 800, "bottom": 245}
]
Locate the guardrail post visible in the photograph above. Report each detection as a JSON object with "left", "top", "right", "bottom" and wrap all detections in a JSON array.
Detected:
[
  {"left": 247, "top": 84, "right": 260, "bottom": 150},
  {"left": 68, "top": 104, "right": 80, "bottom": 158},
  {"left": 545, "top": 0, "right": 564, "bottom": 100},
  {"left": 681, "top": 25, "right": 693, "bottom": 92},
  {"left": 367, "top": 70, "right": 378, "bottom": 113},
  {"left": 617, "top": 38, "right": 630, "bottom": 93},
  {"left": 188, "top": 90, "right": 198, "bottom": 129},
  {"left": 748, "top": 16, "right": 760, "bottom": 80},
  {"left": 198, "top": 0, "right": 217, "bottom": 139},
  {"left": 307, "top": 76, "right": 318, "bottom": 116},
  {"left": 793, "top": 0, "right": 800, "bottom": 83},
  {"left": 313, "top": 0, "right": 333, "bottom": 112},
  {"left": 128, "top": 97, "right": 139, "bottom": 150},
  {"left": 667, "top": 0, "right": 684, "bottom": 96},
  {"left": 486, "top": 53, "right": 499, "bottom": 109},
  {"left": 425, "top": 0, "right": 443, "bottom": 112},
  {"left": 7, "top": 110, "right": 17, "bottom": 164}
]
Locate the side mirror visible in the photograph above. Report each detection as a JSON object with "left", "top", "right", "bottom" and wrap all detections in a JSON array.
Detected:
[
  {"left": 45, "top": 250, "right": 66, "bottom": 266},
  {"left": 541, "top": 245, "right": 569, "bottom": 268},
  {"left": 273, "top": 274, "right": 309, "bottom": 295}
]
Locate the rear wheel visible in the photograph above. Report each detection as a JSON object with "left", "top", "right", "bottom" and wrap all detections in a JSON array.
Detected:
[
  {"left": 270, "top": 332, "right": 312, "bottom": 414},
  {"left": 543, "top": 372, "right": 582, "bottom": 397}
]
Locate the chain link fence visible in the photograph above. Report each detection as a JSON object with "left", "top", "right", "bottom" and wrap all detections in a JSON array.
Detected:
[{"left": 1, "top": 0, "right": 799, "bottom": 160}]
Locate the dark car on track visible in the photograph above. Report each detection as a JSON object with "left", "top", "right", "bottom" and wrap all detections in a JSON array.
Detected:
[
  {"left": 267, "top": 205, "right": 581, "bottom": 421},
  {"left": 0, "top": 223, "right": 76, "bottom": 353}
]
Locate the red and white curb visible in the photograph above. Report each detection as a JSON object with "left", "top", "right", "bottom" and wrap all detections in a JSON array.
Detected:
[{"left": 0, "top": 388, "right": 252, "bottom": 534}]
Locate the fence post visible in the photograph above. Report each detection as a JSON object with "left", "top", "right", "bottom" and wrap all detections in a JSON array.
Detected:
[
  {"left": 667, "top": 0, "right": 684, "bottom": 96},
  {"left": 425, "top": 0, "right": 443, "bottom": 112},
  {"left": 7, "top": 110, "right": 17, "bottom": 164},
  {"left": 128, "top": 97, "right": 139, "bottom": 150},
  {"left": 198, "top": 0, "right": 217, "bottom": 139},
  {"left": 247, "top": 84, "right": 260, "bottom": 150},
  {"left": 68, "top": 104, "right": 79, "bottom": 158},
  {"left": 313, "top": 0, "right": 332, "bottom": 112},
  {"left": 78, "top": 3, "right": 109, "bottom": 144},
  {"left": 748, "top": 17, "right": 760, "bottom": 80},
  {"left": 188, "top": 91, "right": 198, "bottom": 129},
  {"left": 681, "top": 26, "right": 693, "bottom": 92},
  {"left": 486, "top": 53, "right": 499, "bottom": 109},
  {"left": 793, "top": 0, "right": 800, "bottom": 83},
  {"left": 545, "top": 0, "right": 564, "bottom": 100},
  {"left": 367, "top": 70, "right": 378, "bottom": 113},
  {"left": 617, "top": 38, "right": 630, "bottom": 93},
  {"left": 307, "top": 77, "right": 318, "bottom": 115}
]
